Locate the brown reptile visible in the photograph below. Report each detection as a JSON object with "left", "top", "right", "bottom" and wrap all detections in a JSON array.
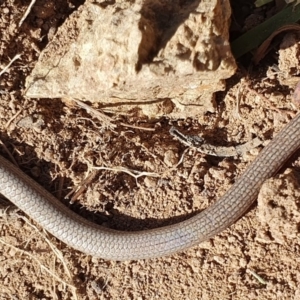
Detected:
[{"left": 0, "top": 114, "right": 300, "bottom": 261}]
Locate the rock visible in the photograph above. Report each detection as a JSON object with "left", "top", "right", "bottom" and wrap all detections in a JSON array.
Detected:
[{"left": 25, "top": 0, "right": 236, "bottom": 118}]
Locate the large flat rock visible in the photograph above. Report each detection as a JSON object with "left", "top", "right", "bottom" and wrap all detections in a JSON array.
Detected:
[{"left": 25, "top": 0, "right": 236, "bottom": 117}]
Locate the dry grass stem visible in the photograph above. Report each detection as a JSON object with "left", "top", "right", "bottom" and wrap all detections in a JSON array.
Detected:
[
  {"left": 21, "top": 217, "right": 73, "bottom": 279},
  {"left": 0, "top": 139, "right": 19, "bottom": 166},
  {"left": 247, "top": 269, "right": 267, "bottom": 285},
  {"left": 0, "top": 238, "right": 77, "bottom": 292},
  {"left": 0, "top": 54, "right": 21, "bottom": 77},
  {"left": 67, "top": 171, "right": 98, "bottom": 204},
  {"left": 18, "top": 0, "right": 37, "bottom": 27},
  {"left": 94, "top": 165, "right": 159, "bottom": 178},
  {"left": 72, "top": 98, "right": 155, "bottom": 131}
]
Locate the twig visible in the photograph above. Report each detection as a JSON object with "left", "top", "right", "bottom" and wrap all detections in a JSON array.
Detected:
[
  {"left": 72, "top": 98, "right": 155, "bottom": 131},
  {"left": 0, "top": 139, "right": 19, "bottom": 167},
  {"left": 21, "top": 217, "right": 78, "bottom": 299},
  {"left": 247, "top": 269, "right": 267, "bottom": 285},
  {"left": 0, "top": 54, "right": 22, "bottom": 77},
  {"left": 67, "top": 171, "right": 98, "bottom": 204},
  {"left": 93, "top": 166, "right": 159, "bottom": 178},
  {"left": 5, "top": 98, "right": 28, "bottom": 128},
  {"left": 22, "top": 218, "right": 72, "bottom": 278},
  {"left": 18, "top": 0, "right": 37, "bottom": 27},
  {"left": 72, "top": 98, "right": 116, "bottom": 129},
  {"left": 0, "top": 238, "right": 77, "bottom": 291},
  {"left": 93, "top": 165, "right": 159, "bottom": 186}
]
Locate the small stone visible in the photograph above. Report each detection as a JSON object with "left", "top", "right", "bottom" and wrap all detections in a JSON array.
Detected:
[
  {"left": 144, "top": 177, "right": 157, "bottom": 188},
  {"left": 163, "top": 149, "right": 178, "bottom": 167}
]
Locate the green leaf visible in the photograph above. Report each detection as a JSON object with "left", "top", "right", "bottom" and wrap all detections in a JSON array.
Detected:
[
  {"left": 231, "top": 4, "right": 300, "bottom": 58},
  {"left": 254, "top": 0, "right": 274, "bottom": 8}
]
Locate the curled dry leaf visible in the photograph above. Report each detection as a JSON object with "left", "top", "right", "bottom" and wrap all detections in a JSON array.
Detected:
[{"left": 253, "top": 23, "right": 300, "bottom": 64}]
